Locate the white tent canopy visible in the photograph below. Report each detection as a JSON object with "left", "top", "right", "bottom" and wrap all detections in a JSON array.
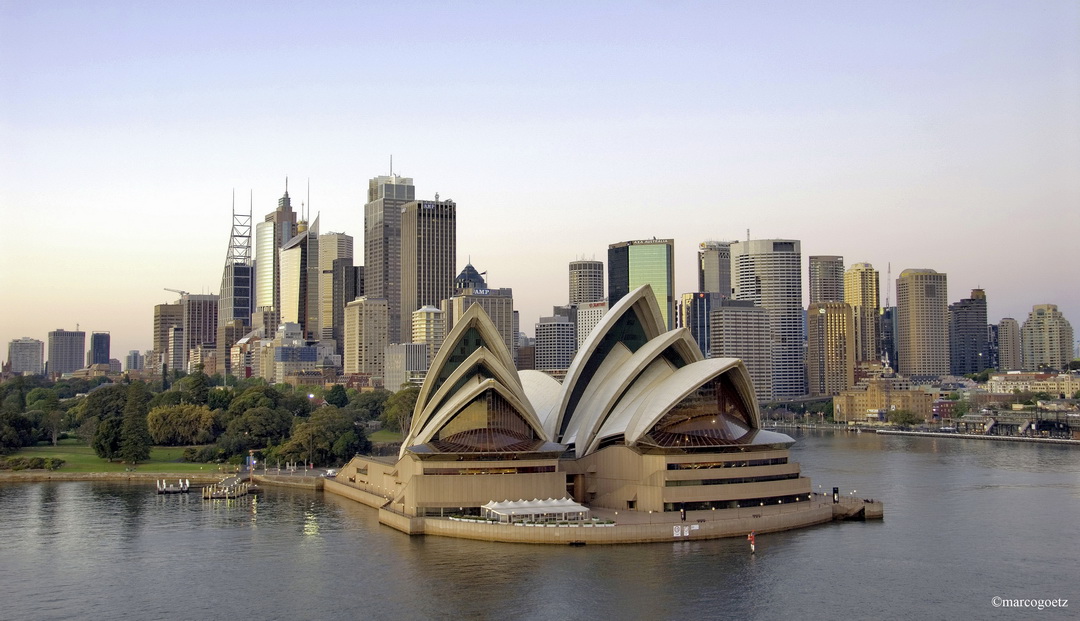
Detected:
[{"left": 480, "top": 497, "right": 591, "bottom": 523}]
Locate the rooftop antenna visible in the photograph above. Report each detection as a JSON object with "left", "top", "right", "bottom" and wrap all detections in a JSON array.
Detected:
[
  {"left": 390, "top": 154, "right": 393, "bottom": 176},
  {"left": 285, "top": 176, "right": 289, "bottom": 194},
  {"left": 746, "top": 229, "right": 750, "bottom": 242},
  {"left": 307, "top": 178, "right": 311, "bottom": 221},
  {"left": 885, "top": 262, "right": 892, "bottom": 307}
]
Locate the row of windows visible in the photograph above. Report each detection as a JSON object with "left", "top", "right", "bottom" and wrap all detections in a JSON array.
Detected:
[
  {"left": 665, "top": 472, "right": 799, "bottom": 487},
  {"left": 667, "top": 457, "right": 788, "bottom": 470}
]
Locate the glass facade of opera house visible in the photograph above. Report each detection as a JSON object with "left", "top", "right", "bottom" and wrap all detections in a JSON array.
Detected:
[{"left": 336, "top": 285, "right": 813, "bottom": 520}]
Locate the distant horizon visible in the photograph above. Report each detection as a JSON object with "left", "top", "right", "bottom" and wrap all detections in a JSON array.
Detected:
[{"left": 3, "top": 1, "right": 1078, "bottom": 360}]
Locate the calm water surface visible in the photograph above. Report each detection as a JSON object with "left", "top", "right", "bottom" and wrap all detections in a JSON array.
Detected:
[{"left": 2, "top": 431, "right": 1078, "bottom": 620}]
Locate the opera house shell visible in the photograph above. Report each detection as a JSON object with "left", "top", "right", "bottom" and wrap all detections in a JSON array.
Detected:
[{"left": 334, "top": 285, "right": 818, "bottom": 537}]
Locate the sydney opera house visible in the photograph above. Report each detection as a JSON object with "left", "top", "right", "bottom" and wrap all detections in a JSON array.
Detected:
[{"left": 329, "top": 285, "right": 862, "bottom": 542}]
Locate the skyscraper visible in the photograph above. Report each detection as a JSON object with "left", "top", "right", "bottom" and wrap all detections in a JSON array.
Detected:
[
  {"left": 808, "top": 255, "right": 844, "bottom": 304},
  {"left": 844, "top": 262, "right": 880, "bottom": 363},
  {"left": 443, "top": 284, "right": 516, "bottom": 361},
  {"left": 280, "top": 216, "right": 320, "bottom": 340},
  {"left": 254, "top": 186, "right": 298, "bottom": 314},
  {"left": 679, "top": 292, "right": 726, "bottom": 358},
  {"left": 948, "top": 289, "right": 989, "bottom": 376},
  {"left": 569, "top": 260, "right": 605, "bottom": 304},
  {"left": 218, "top": 195, "right": 254, "bottom": 330},
  {"left": 1021, "top": 304, "right": 1074, "bottom": 371},
  {"left": 332, "top": 258, "right": 363, "bottom": 357},
  {"left": 400, "top": 199, "right": 456, "bottom": 342},
  {"left": 709, "top": 300, "right": 772, "bottom": 402},
  {"left": 47, "top": 329, "right": 85, "bottom": 376},
  {"left": 364, "top": 174, "right": 415, "bottom": 344},
  {"left": 319, "top": 232, "right": 353, "bottom": 341},
  {"left": 153, "top": 302, "right": 183, "bottom": 372},
  {"left": 534, "top": 315, "right": 576, "bottom": 375},
  {"left": 806, "top": 302, "right": 854, "bottom": 396},
  {"left": 608, "top": 239, "right": 675, "bottom": 330},
  {"left": 7, "top": 338, "right": 44, "bottom": 375},
  {"left": 896, "top": 269, "right": 948, "bottom": 378},
  {"left": 730, "top": 239, "right": 806, "bottom": 398},
  {"left": 698, "top": 241, "right": 733, "bottom": 297},
  {"left": 411, "top": 305, "right": 445, "bottom": 367},
  {"left": 343, "top": 297, "right": 390, "bottom": 378},
  {"left": 998, "top": 317, "right": 1022, "bottom": 371},
  {"left": 181, "top": 294, "right": 219, "bottom": 371},
  {"left": 89, "top": 332, "right": 110, "bottom": 365}
]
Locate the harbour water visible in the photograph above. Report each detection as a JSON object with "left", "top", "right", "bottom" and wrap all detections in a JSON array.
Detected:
[{"left": 1, "top": 430, "right": 1077, "bottom": 620}]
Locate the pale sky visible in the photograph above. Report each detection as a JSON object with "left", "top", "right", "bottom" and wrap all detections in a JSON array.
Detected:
[{"left": 2, "top": 1, "right": 1078, "bottom": 361}]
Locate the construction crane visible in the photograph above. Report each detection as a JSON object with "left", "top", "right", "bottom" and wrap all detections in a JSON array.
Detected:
[{"left": 164, "top": 288, "right": 189, "bottom": 300}]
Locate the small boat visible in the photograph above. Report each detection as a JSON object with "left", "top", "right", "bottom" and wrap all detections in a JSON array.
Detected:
[{"left": 156, "top": 479, "right": 190, "bottom": 494}]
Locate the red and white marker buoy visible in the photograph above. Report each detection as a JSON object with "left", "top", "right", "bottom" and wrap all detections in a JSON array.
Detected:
[{"left": 747, "top": 530, "right": 756, "bottom": 554}]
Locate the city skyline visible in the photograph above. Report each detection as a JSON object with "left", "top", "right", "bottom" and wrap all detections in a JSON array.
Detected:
[{"left": 2, "top": 2, "right": 1079, "bottom": 359}]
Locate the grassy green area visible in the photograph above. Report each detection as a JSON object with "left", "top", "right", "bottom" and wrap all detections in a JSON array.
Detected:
[
  {"left": 9, "top": 442, "right": 233, "bottom": 474},
  {"left": 368, "top": 429, "right": 403, "bottom": 443}
]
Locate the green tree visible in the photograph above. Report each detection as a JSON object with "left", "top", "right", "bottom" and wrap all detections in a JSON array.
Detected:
[
  {"left": 181, "top": 369, "right": 211, "bottom": 405},
  {"left": 325, "top": 384, "right": 349, "bottom": 408},
  {"left": 228, "top": 385, "right": 282, "bottom": 417},
  {"left": 382, "top": 386, "right": 419, "bottom": 433},
  {"left": 119, "top": 382, "right": 152, "bottom": 464},
  {"left": 147, "top": 404, "right": 216, "bottom": 445},
  {"left": 352, "top": 389, "right": 391, "bottom": 421},
  {"left": 279, "top": 406, "right": 363, "bottom": 466},
  {"left": 887, "top": 409, "right": 922, "bottom": 427},
  {"left": 207, "top": 387, "right": 234, "bottom": 411},
  {"left": 92, "top": 417, "right": 122, "bottom": 460},
  {"left": 80, "top": 384, "right": 127, "bottom": 458}
]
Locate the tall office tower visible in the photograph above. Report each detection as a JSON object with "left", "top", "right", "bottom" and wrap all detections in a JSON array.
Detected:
[
  {"left": 89, "top": 332, "right": 110, "bottom": 365},
  {"left": 879, "top": 307, "right": 898, "bottom": 368},
  {"left": 7, "top": 338, "right": 44, "bottom": 375},
  {"left": 679, "top": 292, "right": 726, "bottom": 358},
  {"left": 167, "top": 327, "right": 186, "bottom": 374},
  {"left": 806, "top": 302, "right": 855, "bottom": 397},
  {"left": 709, "top": 301, "right": 773, "bottom": 402},
  {"left": 400, "top": 199, "right": 456, "bottom": 342},
  {"left": 343, "top": 297, "right": 389, "bottom": 378},
  {"left": 730, "top": 239, "right": 806, "bottom": 398},
  {"left": 280, "top": 216, "right": 320, "bottom": 340},
  {"left": 216, "top": 320, "right": 247, "bottom": 377},
  {"left": 896, "top": 269, "right": 948, "bottom": 379},
  {"left": 153, "top": 302, "right": 183, "bottom": 371},
  {"left": 574, "top": 301, "right": 608, "bottom": 348},
  {"left": 364, "top": 174, "right": 415, "bottom": 344},
  {"left": 125, "top": 350, "right": 145, "bottom": 372},
  {"left": 384, "top": 343, "right": 429, "bottom": 390},
  {"left": 254, "top": 186, "right": 299, "bottom": 314},
  {"left": 608, "top": 239, "right": 675, "bottom": 330},
  {"left": 808, "top": 255, "right": 844, "bottom": 303},
  {"left": 844, "top": 262, "right": 880, "bottom": 363},
  {"left": 698, "top": 241, "right": 733, "bottom": 297},
  {"left": 411, "top": 305, "right": 445, "bottom": 367},
  {"left": 1021, "top": 304, "right": 1074, "bottom": 371},
  {"left": 998, "top": 318, "right": 1022, "bottom": 370},
  {"left": 534, "top": 315, "right": 576, "bottom": 375},
  {"left": 218, "top": 195, "right": 254, "bottom": 329},
  {"left": 948, "top": 289, "right": 989, "bottom": 376},
  {"left": 181, "top": 294, "right": 219, "bottom": 371},
  {"left": 318, "top": 232, "right": 353, "bottom": 341},
  {"left": 986, "top": 324, "right": 999, "bottom": 370},
  {"left": 332, "top": 258, "right": 364, "bottom": 356},
  {"left": 569, "top": 259, "right": 605, "bottom": 304},
  {"left": 443, "top": 270, "right": 516, "bottom": 359},
  {"left": 47, "top": 329, "right": 85, "bottom": 376}
]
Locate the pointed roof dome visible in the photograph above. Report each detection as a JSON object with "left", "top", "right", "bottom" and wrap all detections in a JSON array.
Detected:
[{"left": 455, "top": 263, "right": 487, "bottom": 291}]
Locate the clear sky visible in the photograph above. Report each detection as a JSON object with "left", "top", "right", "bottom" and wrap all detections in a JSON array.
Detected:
[{"left": 2, "top": 1, "right": 1078, "bottom": 361}]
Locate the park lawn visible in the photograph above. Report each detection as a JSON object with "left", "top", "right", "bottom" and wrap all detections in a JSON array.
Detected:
[
  {"left": 368, "top": 429, "right": 403, "bottom": 443},
  {"left": 11, "top": 442, "right": 228, "bottom": 474}
]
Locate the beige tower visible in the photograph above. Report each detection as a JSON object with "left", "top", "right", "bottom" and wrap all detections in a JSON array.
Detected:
[
  {"left": 1021, "top": 304, "right": 1074, "bottom": 371},
  {"left": 844, "top": 262, "right": 880, "bottom": 363},
  {"left": 411, "top": 305, "right": 446, "bottom": 367},
  {"left": 997, "top": 317, "right": 1022, "bottom": 371},
  {"left": 807, "top": 302, "right": 855, "bottom": 396},
  {"left": 343, "top": 297, "right": 389, "bottom": 378},
  {"left": 400, "top": 199, "right": 456, "bottom": 343},
  {"left": 896, "top": 269, "right": 948, "bottom": 378},
  {"left": 318, "top": 232, "right": 353, "bottom": 341}
]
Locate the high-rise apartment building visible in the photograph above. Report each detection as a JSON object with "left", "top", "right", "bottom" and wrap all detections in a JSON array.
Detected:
[
  {"left": 343, "top": 297, "right": 390, "bottom": 378},
  {"left": 7, "top": 338, "right": 44, "bottom": 375},
  {"left": 182, "top": 294, "right": 219, "bottom": 372},
  {"left": 384, "top": 343, "right": 429, "bottom": 390},
  {"left": 569, "top": 260, "right": 605, "bottom": 304},
  {"left": 280, "top": 217, "right": 320, "bottom": 340},
  {"left": 896, "top": 269, "right": 948, "bottom": 378},
  {"left": 574, "top": 301, "right": 608, "bottom": 349},
  {"left": 319, "top": 232, "right": 353, "bottom": 341},
  {"left": 806, "top": 302, "right": 855, "bottom": 397},
  {"left": 730, "top": 239, "right": 806, "bottom": 398},
  {"left": 47, "top": 329, "right": 85, "bottom": 376},
  {"left": 89, "top": 332, "right": 110, "bottom": 365},
  {"left": 709, "top": 301, "right": 772, "bottom": 402},
  {"left": 948, "top": 289, "right": 989, "bottom": 376},
  {"left": 608, "top": 239, "right": 675, "bottom": 330},
  {"left": 998, "top": 317, "right": 1022, "bottom": 371},
  {"left": 808, "top": 255, "right": 844, "bottom": 304},
  {"left": 332, "top": 258, "right": 363, "bottom": 357},
  {"left": 679, "top": 292, "right": 726, "bottom": 358},
  {"left": 1021, "top": 304, "right": 1074, "bottom": 371},
  {"left": 844, "top": 262, "right": 880, "bottom": 363},
  {"left": 400, "top": 199, "right": 456, "bottom": 342},
  {"left": 125, "top": 350, "right": 145, "bottom": 372},
  {"left": 364, "top": 174, "right": 415, "bottom": 344},
  {"left": 153, "top": 302, "right": 183, "bottom": 372},
  {"left": 411, "top": 305, "right": 445, "bottom": 367},
  {"left": 534, "top": 315, "right": 576, "bottom": 375},
  {"left": 698, "top": 241, "right": 733, "bottom": 297},
  {"left": 254, "top": 187, "right": 298, "bottom": 314}
]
